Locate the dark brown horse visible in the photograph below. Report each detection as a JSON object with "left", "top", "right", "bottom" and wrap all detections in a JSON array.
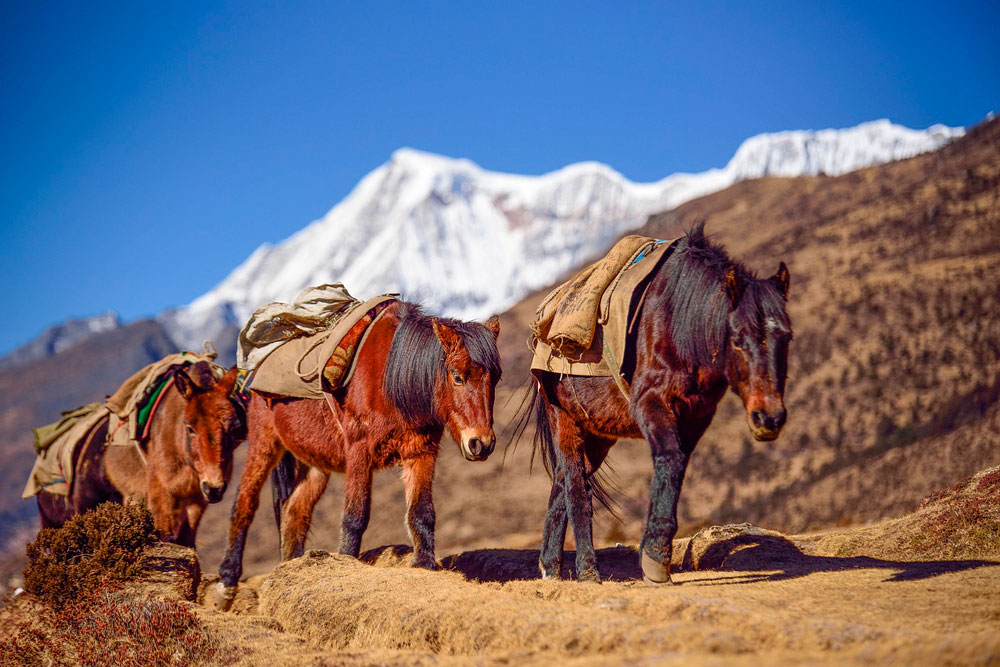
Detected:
[
  {"left": 521, "top": 224, "right": 791, "bottom": 584},
  {"left": 36, "top": 362, "right": 247, "bottom": 546},
  {"left": 214, "top": 301, "right": 501, "bottom": 609}
]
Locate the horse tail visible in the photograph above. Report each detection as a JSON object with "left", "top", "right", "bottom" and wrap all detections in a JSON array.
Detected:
[
  {"left": 270, "top": 451, "right": 298, "bottom": 528},
  {"left": 508, "top": 376, "right": 621, "bottom": 518}
]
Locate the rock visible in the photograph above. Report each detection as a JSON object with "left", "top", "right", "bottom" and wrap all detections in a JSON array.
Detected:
[
  {"left": 135, "top": 542, "right": 201, "bottom": 601},
  {"left": 681, "top": 523, "right": 795, "bottom": 571}
]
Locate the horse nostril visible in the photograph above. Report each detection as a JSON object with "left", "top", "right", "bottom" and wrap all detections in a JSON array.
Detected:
[
  {"left": 751, "top": 410, "right": 765, "bottom": 428},
  {"left": 468, "top": 438, "right": 483, "bottom": 456},
  {"left": 773, "top": 409, "right": 787, "bottom": 429},
  {"left": 483, "top": 438, "right": 496, "bottom": 455},
  {"left": 201, "top": 481, "right": 226, "bottom": 502}
]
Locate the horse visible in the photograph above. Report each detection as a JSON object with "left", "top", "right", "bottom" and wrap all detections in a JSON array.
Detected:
[
  {"left": 519, "top": 223, "right": 792, "bottom": 584},
  {"left": 214, "top": 301, "right": 501, "bottom": 609},
  {"left": 36, "top": 362, "right": 247, "bottom": 547}
]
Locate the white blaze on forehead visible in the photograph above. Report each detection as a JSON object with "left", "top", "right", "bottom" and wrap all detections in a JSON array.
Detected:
[{"left": 764, "top": 317, "right": 782, "bottom": 336}]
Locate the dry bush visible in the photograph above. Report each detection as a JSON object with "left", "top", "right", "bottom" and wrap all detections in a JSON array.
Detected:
[
  {"left": 23, "top": 502, "right": 157, "bottom": 606},
  {"left": 5, "top": 503, "right": 214, "bottom": 666},
  {"left": 908, "top": 467, "right": 1000, "bottom": 559},
  {"left": 0, "top": 590, "right": 214, "bottom": 667}
]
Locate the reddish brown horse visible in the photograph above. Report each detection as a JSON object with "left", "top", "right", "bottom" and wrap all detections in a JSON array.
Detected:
[
  {"left": 37, "top": 362, "right": 247, "bottom": 546},
  {"left": 215, "top": 301, "right": 501, "bottom": 608},
  {"left": 521, "top": 224, "right": 792, "bottom": 584}
]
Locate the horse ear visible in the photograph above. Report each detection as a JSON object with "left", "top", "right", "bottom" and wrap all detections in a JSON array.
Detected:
[
  {"left": 187, "top": 361, "right": 217, "bottom": 390},
  {"left": 431, "top": 319, "right": 463, "bottom": 356},
  {"left": 771, "top": 262, "right": 790, "bottom": 297},
  {"left": 485, "top": 315, "right": 500, "bottom": 341},
  {"left": 174, "top": 362, "right": 215, "bottom": 399},
  {"left": 724, "top": 267, "right": 744, "bottom": 307},
  {"left": 216, "top": 367, "right": 238, "bottom": 395},
  {"left": 174, "top": 368, "right": 195, "bottom": 399}
]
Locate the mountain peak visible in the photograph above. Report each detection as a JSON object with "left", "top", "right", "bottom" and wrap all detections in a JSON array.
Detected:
[{"left": 159, "top": 119, "right": 965, "bottom": 355}]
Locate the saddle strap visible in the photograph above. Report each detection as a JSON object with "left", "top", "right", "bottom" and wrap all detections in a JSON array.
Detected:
[{"left": 321, "top": 392, "right": 349, "bottom": 447}]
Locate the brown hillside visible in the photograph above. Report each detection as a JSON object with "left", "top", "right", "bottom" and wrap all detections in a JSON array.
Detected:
[
  {"left": 186, "top": 118, "right": 1000, "bottom": 583},
  {"left": 2, "top": 120, "right": 997, "bottom": 590},
  {"left": 631, "top": 116, "right": 1000, "bottom": 533}
]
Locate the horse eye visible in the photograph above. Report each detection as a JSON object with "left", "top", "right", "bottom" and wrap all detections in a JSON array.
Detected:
[{"left": 451, "top": 371, "right": 464, "bottom": 385}]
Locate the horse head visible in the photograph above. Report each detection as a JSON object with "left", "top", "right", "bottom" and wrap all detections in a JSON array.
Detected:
[
  {"left": 173, "top": 363, "right": 246, "bottom": 503},
  {"left": 431, "top": 315, "right": 502, "bottom": 461},
  {"left": 723, "top": 263, "right": 792, "bottom": 442}
]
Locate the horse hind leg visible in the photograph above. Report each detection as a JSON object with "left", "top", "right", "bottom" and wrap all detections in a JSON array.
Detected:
[
  {"left": 553, "top": 409, "right": 600, "bottom": 582},
  {"left": 280, "top": 465, "right": 330, "bottom": 560},
  {"left": 541, "top": 432, "right": 615, "bottom": 581},
  {"left": 539, "top": 464, "right": 568, "bottom": 579}
]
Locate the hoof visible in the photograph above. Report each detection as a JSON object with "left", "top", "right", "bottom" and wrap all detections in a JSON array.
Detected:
[
  {"left": 539, "top": 559, "right": 563, "bottom": 580},
  {"left": 212, "top": 582, "right": 237, "bottom": 611},
  {"left": 412, "top": 557, "right": 439, "bottom": 571},
  {"left": 577, "top": 566, "right": 602, "bottom": 583},
  {"left": 641, "top": 551, "right": 672, "bottom": 586}
]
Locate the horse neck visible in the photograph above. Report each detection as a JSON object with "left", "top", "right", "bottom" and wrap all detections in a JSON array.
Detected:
[
  {"left": 646, "top": 258, "right": 731, "bottom": 376},
  {"left": 147, "top": 385, "right": 187, "bottom": 460}
]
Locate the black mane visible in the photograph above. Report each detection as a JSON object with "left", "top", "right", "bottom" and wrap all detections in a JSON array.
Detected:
[
  {"left": 659, "top": 222, "right": 788, "bottom": 368},
  {"left": 384, "top": 302, "right": 501, "bottom": 431}
]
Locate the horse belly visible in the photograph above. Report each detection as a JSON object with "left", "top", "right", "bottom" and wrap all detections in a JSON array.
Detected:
[{"left": 284, "top": 442, "right": 347, "bottom": 474}]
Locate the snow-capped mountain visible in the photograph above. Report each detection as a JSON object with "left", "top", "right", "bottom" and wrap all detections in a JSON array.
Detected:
[
  {"left": 0, "top": 312, "right": 121, "bottom": 370},
  {"left": 161, "top": 119, "right": 963, "bottom": 351}
]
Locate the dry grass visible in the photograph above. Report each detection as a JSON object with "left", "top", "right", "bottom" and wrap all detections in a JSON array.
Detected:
[{"left": 4, "top": 466, "right": 999, "bottom": 665}]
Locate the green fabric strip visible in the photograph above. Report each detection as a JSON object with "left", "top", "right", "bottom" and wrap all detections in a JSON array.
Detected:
[{"left": 136, "top": 375, "right": 172, "bottom": 435}]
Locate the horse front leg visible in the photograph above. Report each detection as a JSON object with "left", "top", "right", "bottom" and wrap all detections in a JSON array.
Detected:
[
  {"left": 177, "top": 502, "right": 205, "bottom": 548},
  {"left": 634, "top": 390, "right": 690, "bottom": 586},
  {"left": 338, "top": 457, "right": 372, "bottom": 558},
  {"left": 214, "top": 436, "right": 283, "bottom": 611},
  {"left": 402, "top": 454, "right": 437, "bottom": 569},
  {"left": 147, "top": 474, "right": 183, "bottom": 542},
  {"left": 539, "top": 464, "right": 568, "bottom": 579},
  {"left": 280, "top": 466, "right": 330, "bottom": 560}
]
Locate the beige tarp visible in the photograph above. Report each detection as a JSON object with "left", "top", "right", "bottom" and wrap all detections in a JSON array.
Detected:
[
  {"left": 246, "top": 293, "right": 398, "bottom": 399},
  {"left": 240, "top": 284, "right": 376, "bottom": 370},
  {"left": 106, "top": 349, "right": 222, "bottom": 453},
  {"left": 32, "top": 402, "right": 103, "bottom": 454},
  {"left": 23, "top": 405, "right": 109, "bottom": 498},
  {"left": 530, "top": 238, "right": 677, "bottom": 387}
]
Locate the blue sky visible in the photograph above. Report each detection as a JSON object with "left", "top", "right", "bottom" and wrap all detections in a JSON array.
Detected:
[{"left": 1, "top": 1, "right": 997, "bottom": 354}]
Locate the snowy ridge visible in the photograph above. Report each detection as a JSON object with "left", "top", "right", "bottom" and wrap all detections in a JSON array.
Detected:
[
  {"left": 161, "top": 120, "right": 963, "bottom": 350},
  {"left": 0, "top": 312, "right": 121, "bottom": 370}
]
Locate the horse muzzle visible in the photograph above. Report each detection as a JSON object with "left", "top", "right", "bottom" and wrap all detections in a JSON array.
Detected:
[
  {"left": 461, "top": 435, "right": 495, "bottom": 462},
  {"left": 749, "top": 408, "right": 786, "bottom": 442},
  {"left": 201, "top": 480, "right": 228, "bottom": 503}
]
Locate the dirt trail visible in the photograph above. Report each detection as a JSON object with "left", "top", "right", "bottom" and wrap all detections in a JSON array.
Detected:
[
  {"left": 190, "top": 468, "right": 1000, "bottom": 665},
  {"left": 198, "top": 539, "right": 1000, "bottom": 666}
]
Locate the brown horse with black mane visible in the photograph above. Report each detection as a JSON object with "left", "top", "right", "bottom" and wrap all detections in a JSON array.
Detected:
[
  {"left": 214, "top": 301, "right": 501, "bottom": 609},
  {"left": 36, "top": 362, "right": 247, "bottom": 546},
  {"left": 519, "top": 223, "right": 792, "bottom": 584}
]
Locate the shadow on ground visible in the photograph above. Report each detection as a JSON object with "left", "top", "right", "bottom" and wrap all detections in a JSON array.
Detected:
[{"left": 361, "top": 533, "right": 999, "bottom": 585}]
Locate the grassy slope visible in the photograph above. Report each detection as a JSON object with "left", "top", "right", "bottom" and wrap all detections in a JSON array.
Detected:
[{"left": 3, "top": 120, "right": 997, "bottom": 589}]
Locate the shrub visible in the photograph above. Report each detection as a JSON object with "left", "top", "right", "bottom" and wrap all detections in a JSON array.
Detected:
[
  {"left": 23, "top": 502, "right": 157, "bottom": 606},
  {"left": 0, "top": 591, "right": 214, "bottom": 667}
]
